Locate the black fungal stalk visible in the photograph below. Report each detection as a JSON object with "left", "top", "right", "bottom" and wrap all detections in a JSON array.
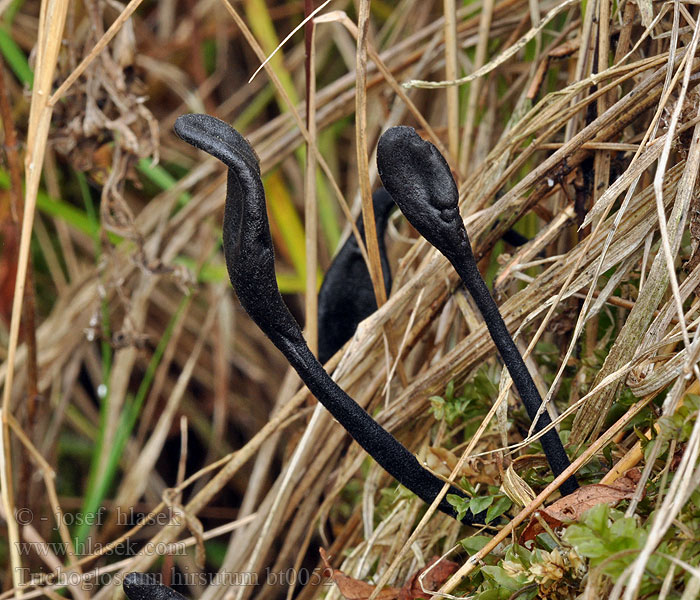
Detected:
[
  {"left": 123, "top": 573, "right": 186, "bottom": 600},
  {"left": 376, "top": 126, "right": 578, "bottom": 496},
  {"left": 501, "top": 228, "right": 530, "bottom": 247},
  {"left": 318, "top": 187, "right": 395, "bottom": 364},
  {"left": 174, "top": 114, "right": 475, "bottom": 521}
]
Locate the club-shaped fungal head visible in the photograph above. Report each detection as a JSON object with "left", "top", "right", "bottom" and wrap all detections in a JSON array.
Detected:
[
  {"left": 174, "top": 114, "right": 306, "bottom": 356},
  {"left": 123, "top": 573, "right": 186, "bottom": 600},
  {"left": 174, "top": 114, "right": 260, "bottom": 177},
  {"left": 376, "top": 127, "right": 470, "bottom": 265}
]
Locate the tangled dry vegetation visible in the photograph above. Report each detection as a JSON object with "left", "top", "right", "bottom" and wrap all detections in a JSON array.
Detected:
[{"left": 2, "top": 0, "right": 700, "bottom": 598}]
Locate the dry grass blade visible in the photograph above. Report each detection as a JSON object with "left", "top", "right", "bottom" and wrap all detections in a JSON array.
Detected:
[
  {"left": 368, "top": 380, "right": 511, "bottom": 600},
  {"left": 442, "top": 0, "right": 459, "bottom": 162},
  {"left": 355, "top": 0, "right": 387, "bottom": 308},
  {"left": 305, "top": 6, "right": 318, "bottom": 355},
  {"left": 458, "top": 0, "right": 494, "bottom": 173},
  {"left": 405, "top": 0, "right": 578, "bottom": 88},
  {"left": 7, "top": 0, "right": 700, "bottom": 599},
  {"left": 2, "top": 0, "right": 69, "bottom": 593}
]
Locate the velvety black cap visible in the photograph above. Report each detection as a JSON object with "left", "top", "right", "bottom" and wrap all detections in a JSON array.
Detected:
[
  {"left": 174, "top": 114, "right": 259, "bottom": 175},
  {"left": 377, "top": 127, "right": 468, "bottom": 263}
]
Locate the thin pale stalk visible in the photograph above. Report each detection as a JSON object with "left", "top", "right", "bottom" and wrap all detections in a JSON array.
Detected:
[
  {"left": 458, "top": 0, "right": 494, "bottom": 173},
  {"left": 443, "top": 0, "right": 459, "bottom": 162},
  {"left": 5, "top": 413, "right": 86, "bottom": 600},
  {"left": 1, "top": 0, "right": 69, "bottom": 593},
  {"left": 355, "top": 0, "right": 387, "bottom": 307},
  {"left": 305, "top": 4, "right": 318, "bottom": 354},
  {"left": 652, "top": 14, "right": 700, "bottom": 353},
  {"left": 0, "top": 57, "right": 39, "bottom": 518}
]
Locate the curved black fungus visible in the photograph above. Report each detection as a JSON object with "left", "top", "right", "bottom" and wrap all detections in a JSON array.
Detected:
[
  {"left": 174, "top": 114, "right": 474, "bottom": 522},
  {"left": 376, "top": 126, "right": 578, "bottom": 496},
  {"left": 123, "top": 573, "right": 186, "bottom": 600},
  {"left": 317, "top": 187, "right": 395, "bottom": 365}
]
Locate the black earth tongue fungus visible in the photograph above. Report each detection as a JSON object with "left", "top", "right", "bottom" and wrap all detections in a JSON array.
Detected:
[
  {"left": 501, "top": 228, "right": 530, "bottom": 247},
  {"left": 173, "top": 114, "right": 477, "bottom": 522},
  {"left": 123, "top": 573, "right": 186, "bottom": 600},
  {"left": 317, "top": 187, "right": 395, "bottom": 365},
  {"left": 376, "top": 125, "right": 579, "bottom": 497}
]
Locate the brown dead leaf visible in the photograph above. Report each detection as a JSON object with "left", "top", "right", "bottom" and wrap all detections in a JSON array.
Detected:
[
  {"left": 519, "top": 476, "right": 637, "bottom": 544},
  {"left": 543, "top": 484, "right": 634, "bottom": 522},
  {"left": 398, "top": 556, "right": 459, "bottom": 600},
  {"left": 501, "top": 464, "right": 537, "bottom": 507},
  {"left": 320, "top": 549, "right": 458, "bottom": 600},
  {"left": 426, "top": 447, "right": 459, "bottom": 477},
  {"left": 320, "top": 548, "right": 399, "bottom": 600},
  {"left": 519, "top": 510, "right": 566, "bottom": 546},
  {"left": 608, "top": 468, "right": 641, "bottom": 492}
]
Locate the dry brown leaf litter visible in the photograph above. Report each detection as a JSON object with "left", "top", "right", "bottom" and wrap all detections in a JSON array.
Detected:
[{"left": 2, "top": 1, "right": 700, "bottom": 599}]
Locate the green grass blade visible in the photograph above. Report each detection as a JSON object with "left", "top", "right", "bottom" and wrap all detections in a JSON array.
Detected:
[
  {"left": 243, "top": 0, "right": 299, "bottom": 107},
  {"left": 74, "top": 296, "right": 189, "bottom": 544},
  {"left": 0, "top": 27, "right": 32, "bottom": 86},
  {"left": 137, "top": 158, "right": 191, "bottom": 208},
  {"left": 264, "top": 171, "right": 307, "bottom": 280}
]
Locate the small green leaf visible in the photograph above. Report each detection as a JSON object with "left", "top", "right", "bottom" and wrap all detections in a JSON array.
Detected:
[
  {"left": 505, "top": 543, "right": 533, "bottom": 568},
  {"left": 447, "top": 494, "right": 471, "bottom": 522},
  {"left": 460, "top": 477, "right": 477, "bottom": 496},
  {"left": 481, "top": 566, "right": 527, "bottom": 591},
  {"left": 609, "top": 516, "right": 640, "bottom": 541},
  {"left": 460, "top": 535, "right": 491, "bottom": 555},
  {"left": 470, "top": 495, "right": 495, "bottom": 515},
  {"left": 564, "top": 524, "right": 608, "bottom": 558},
  {"left": 603, "top": 444, "right": 613, "bottom": 465},
  {"left": 429, "top": 396, "right": 445, "bottom": 421},
  {"left": 685, "top": 394, "right": 700, "bottom": 412},
  {"left": 445, "top": 379, "right": 455, "bottom": 401},
  {"left": 486, "top": 495, "right": 512, "bottom": 524},
  {"left": 581, "top": 503, "right": 610, "bottom": 535}
]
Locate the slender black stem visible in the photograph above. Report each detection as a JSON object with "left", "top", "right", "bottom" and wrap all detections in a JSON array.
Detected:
[
  {"left": 376, "top": 126, "right": 578, "bottom": 496},
  {"left": 457, "top": 258, "right": 577, "bottom": 493},
  {"left": 502, "top": 228, "right": 530, "bottom": 247},
  {"left": 123, "top": 573, "right": 186, "bottom": 600},
  {"left": 174, "top": 114, "right": 474, "bottom": 521}
]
